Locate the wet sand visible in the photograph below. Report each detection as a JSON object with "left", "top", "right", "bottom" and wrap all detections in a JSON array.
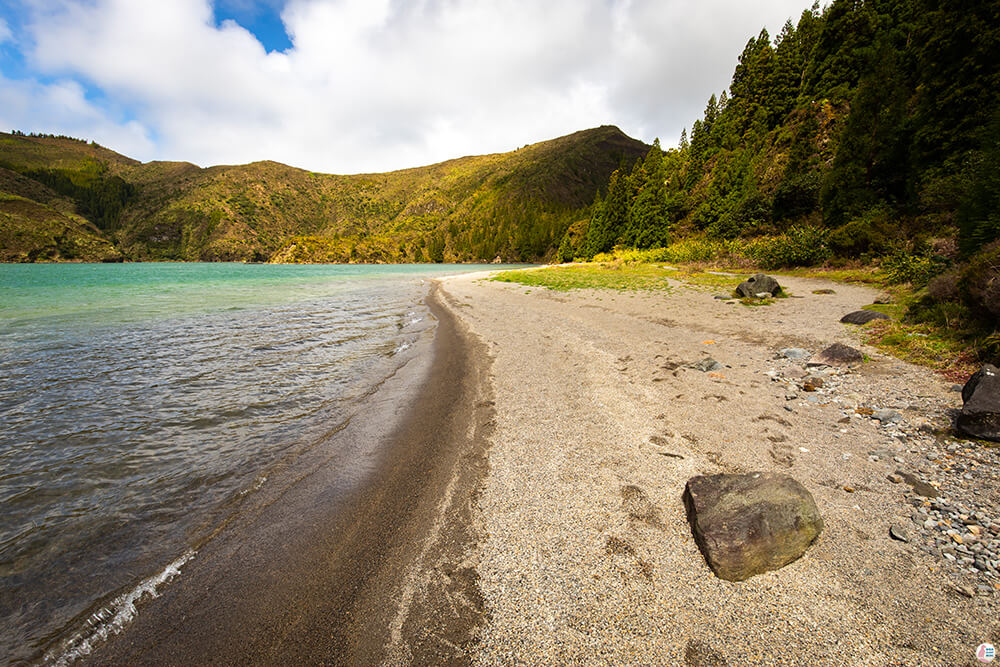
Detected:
[{"left": 82, "top": 285, "right": 493, "bottom": 666}]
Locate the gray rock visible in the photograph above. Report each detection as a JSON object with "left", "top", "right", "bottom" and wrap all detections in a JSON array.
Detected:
[
  {"left": 808, "top": 343, "right": 864, "bottom": 367},
  {"left": 840, "top": 310, "right": 891, "bottom": 325},
  {"left": 873, "top": 409, "right": 903, "bottom": 424},
  {"left": 690, "top": 358, "right": 724, "bottom": 372},
  {"left": 755, "top": 292, "right": 772, "bottom": 299},
  {"left": 736, "top": 274, "right": 782, "bottom": 298},
  {"left": 683, "top": 472, "right": 823, "bottom": 582},
  {"left": 957, "top": 364, "right": 1000, "bottom": 442},
  {"left": 890, "top": 524, "right": 910, "bottom": 542}
]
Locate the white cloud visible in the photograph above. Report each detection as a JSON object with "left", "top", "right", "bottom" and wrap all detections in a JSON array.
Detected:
[
  {"left": 19, "top": 0, "right": 808, "bottom": 173},
  {"left": 0, "top": 17, "right": 12, "bottom": 44},
  {"left": 0, "top": 73, "right": 155, "bottom": 157}
]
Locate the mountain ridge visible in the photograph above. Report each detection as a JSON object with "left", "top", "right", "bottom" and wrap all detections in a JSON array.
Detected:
[{"left": 0, "top": 126, "right": 648, "bottom": 263}]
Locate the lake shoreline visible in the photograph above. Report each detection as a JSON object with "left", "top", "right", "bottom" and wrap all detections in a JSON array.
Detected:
[{"left": 74, "top": 283, "right": 494, "bottom": 665}]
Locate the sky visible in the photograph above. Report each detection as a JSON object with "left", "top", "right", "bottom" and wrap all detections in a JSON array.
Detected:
[{"left": 0, "top": 0, "right": 810, "bottom": 174}]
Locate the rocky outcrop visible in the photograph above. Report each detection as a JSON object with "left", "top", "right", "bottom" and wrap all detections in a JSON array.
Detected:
[
  {"left": 683, "top": 472, "right": 823, "bottom": 581},
  {"left": 840, "top": 310, "right": 890, "bottom": 325},
  {"left": 807, "top": 343, "right": 864, "bottom": 367},
  {"left": 957, "top": 364, "right": 1000, "bottom": 442},
  {"left": 735, "top": 274, "right": 782, "bottom": 298}
]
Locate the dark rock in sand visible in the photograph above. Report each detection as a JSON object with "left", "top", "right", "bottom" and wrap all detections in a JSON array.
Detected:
[
  {"left": 895, "top": 470, "right": 939, "bottom": 498},
  {"left": 683, "top": 472, "right": 823, "bottom": 581},
  {"left": 685, "top": 638, "right": 729, "bottom": 666},
  {"left": 889, "top": 524, "right": 910, "bottom": 543},
  {"left": 957, "top": 364, "right": 1000, "bottom": 442},
  {"left": 808, "top": 343, "right": 864, "bottom": 367},
  {"left": 690, "top": 358, "right": 724, "bottom": 372},
  {"left": 840, "top": 310, "right": 890, "bottom": 325},
  {"left": 735, "top": 274, "right": 782, "bottom": 298}
]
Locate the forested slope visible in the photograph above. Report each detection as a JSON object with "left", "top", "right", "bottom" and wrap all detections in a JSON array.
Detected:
[{"left": 0, "top": 126, "right": 647, "bottom": 263}]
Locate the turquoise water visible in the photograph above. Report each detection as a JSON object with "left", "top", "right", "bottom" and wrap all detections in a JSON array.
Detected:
[{"left": 0, "top": 262, "right": 508, "bottom": 664}]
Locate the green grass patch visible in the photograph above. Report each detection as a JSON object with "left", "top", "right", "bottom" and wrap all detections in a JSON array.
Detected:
[
  {"left": 862, "top": 302, "right": 906, "bottom": 318},
  {"left": 862, "top": 320, "right": 979, "bottom": 383},
  {"left": 777, "top": 265, "right": 886, "bottom": 285},
  {"left": 663, "top": 268, "right": 750, "bottom": 291},
  {"left": 492, "top": 263, "right": 674, "bottom": 291}
]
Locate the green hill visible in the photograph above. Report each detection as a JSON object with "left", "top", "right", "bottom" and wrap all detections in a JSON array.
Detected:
[{"left": 0, "top": 127, "right": 647, "bottom": 263}]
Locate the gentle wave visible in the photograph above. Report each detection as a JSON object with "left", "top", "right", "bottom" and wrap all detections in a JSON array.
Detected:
[
  {"left": 1, "top": 263, "right": 511, "bottom": 664},
  {"left": 44, "top": 550, "right": 196, "bottom": 666}
]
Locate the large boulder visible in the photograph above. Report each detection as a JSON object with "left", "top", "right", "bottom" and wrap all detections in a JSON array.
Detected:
[
  {"left": 807, "top": 342, "right": 864, "bottom": 367},
  {"left": 840, "top": 310, "right": 890, "bottom": 325},
  {"left": 736, "top": 274, "right": 782, "bottom": 298},
  {"left": 957, "top": 364, "right": 1000, "bottom": 441},
  {"left": 684, "top": 472, "right": 823, "bottom": 581}
]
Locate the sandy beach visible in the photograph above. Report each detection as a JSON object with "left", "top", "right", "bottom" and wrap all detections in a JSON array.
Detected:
[
  {"left": 78, "top": 271, "right": 999, "bottom": 666},
  {"left": 433, "top": 270, "right": 1000, "bottom": 666}
]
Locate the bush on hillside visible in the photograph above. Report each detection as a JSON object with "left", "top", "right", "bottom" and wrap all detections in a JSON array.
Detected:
[
  {"left": 743, "top": 225, "right": 831, "bottom": 269},
  {"left": 828, "top": 211, "right": 892, "bottom": 258},
  {"left": 880, "top": 248, "right": 947, "bottom": 287},
  {"left": 960, "top": 241, "right": 1000, "bottom": 326}
]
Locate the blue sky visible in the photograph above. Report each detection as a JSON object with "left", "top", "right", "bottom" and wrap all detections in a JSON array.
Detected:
[{"left": 0, "top": 0, "right": 810, "bottom": 173}]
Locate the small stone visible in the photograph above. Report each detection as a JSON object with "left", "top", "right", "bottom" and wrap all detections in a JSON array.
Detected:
[
  {"left": 951, "top": 534, "right": 964, "bottom": 544},
  {"left": 873, "top": 409, "right": 903, "bottom": 424},
  {"left": 888, "top": 473, "right": 903, "bottom": 484},
  {"left": 843, "top": 485, "right": 855, "bottom": 493},
  {"left": 778, "top": 348, "right": 811, "bottom": 360},
  {"left": 690, "top": 358, "right": 724, "bottom": 372},
  {"left": 808, "top": 343, "right": 864, "bottom": 367},
  {"left": 923, "top": 518, "right": 937, "bottom": 530},
  {"left": 954, "top": 585, "right": 975, "bottom": 598},
  {"left": 889, "top": 524, "right": 910, "bottom": 542},
  {"left": 970, "top": 525, "right": 983, "bottom": 536},
  {"left": 840, "top": 310, "right": 891, "bottom": 325}
]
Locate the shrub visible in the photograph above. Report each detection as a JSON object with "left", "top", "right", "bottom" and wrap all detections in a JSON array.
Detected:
[
  {"left": 960, "top": 241, "right": 1000, "bottom": 325},
  {"left": 880, "top": 249, "right": 946, "bottom": 287},
  {"left": 742, "top": 226, "right": 831, "bottom": 269},
  {"left": 828, "top": 216, "right": 890, "bottom": 258}
]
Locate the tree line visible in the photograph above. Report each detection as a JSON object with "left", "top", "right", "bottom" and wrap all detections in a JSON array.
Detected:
[{"left": 568, "top": 0, "right": 1000, "bottom": 263}]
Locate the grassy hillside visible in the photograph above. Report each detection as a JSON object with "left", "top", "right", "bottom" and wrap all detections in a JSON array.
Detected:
[{"left": 0, "top": 127, "right": 647, "bottom": 263}]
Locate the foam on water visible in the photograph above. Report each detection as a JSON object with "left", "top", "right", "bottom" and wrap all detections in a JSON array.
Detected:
[{"left": 45, "top": 550, "right": 196, "bottom": 666}]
